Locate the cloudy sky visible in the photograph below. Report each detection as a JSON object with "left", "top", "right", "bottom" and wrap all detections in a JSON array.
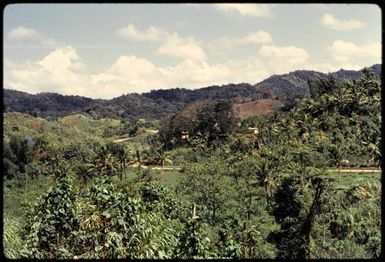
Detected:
[{"left": 4, "top": 3, "right": 381, "bottom": 99}]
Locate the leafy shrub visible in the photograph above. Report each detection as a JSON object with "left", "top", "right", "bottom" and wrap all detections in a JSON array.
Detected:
[
  {"left": 20, "top": 175, "right": 79, "bottom": 259},
  {"left": 20, "top": 175, "right": 180, "bottom": 259}
]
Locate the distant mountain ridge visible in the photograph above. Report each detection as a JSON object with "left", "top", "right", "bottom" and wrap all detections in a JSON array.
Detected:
[{"left": 3, "top": 64, "right": 381, "bottom": 120}]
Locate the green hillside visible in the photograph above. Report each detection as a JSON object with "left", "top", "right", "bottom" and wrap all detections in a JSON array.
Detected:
[{"left": 3, "top": 67, "right": 381, "bottom": 259}]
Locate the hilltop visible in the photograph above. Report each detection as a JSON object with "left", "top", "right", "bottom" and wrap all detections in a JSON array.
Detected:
[{"left": 3, "top": 64, "right": 381, "bottom": 120}]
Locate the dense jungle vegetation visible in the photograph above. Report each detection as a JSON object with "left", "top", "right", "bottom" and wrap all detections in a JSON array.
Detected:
[{"left": 3, "top": 68, "right": 381, "bottom": 259}]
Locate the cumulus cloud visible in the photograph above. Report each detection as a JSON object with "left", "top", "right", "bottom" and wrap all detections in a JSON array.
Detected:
[
  {"left": 157, "top": 34, "right": 206, "bottom": 60},
  {"left": 258, "top": 45, "right": 309, "bottom": 73},
  {"left": 6, "top": 26, "right": 62, "bottom": 47},
  {"left": 239, "top": 31, "right": 273, "bottom": 44},
  {"left": 294, "top": 40, "right": 380, "bottom": 73},
  {"left": 116, "top": 24, "right": 167, "bottom": 41},
  {"left": 159, "top": 60, "right": 230, "bottom": 87},
  {"left": 105, "top": 58, "right": 267, "bottom": 90},
  {"left": 211, "top": 30, "right": 273, "bottom": 49},
  {"left": 117, "top": 24, "right": 206, "bottom": 60},
  {"left": 4, "top": 46, "right": 271, "bottom": 99},
  {"left": 5, "top": 42, "right": 377, "bottom": 99},
  {"left": 5, "top": 46, "right": 90, "bottom": 95},
  {"left": 90, "top": 55, "right": 166, "bottom": 97},
  {"left": 321, "top": 14, "right": 365, "bottom": 31},
  {"left": 327, "top": 40, "right": 381, "bottom": 62},
  {"left": 38, "top": 46, "right": 86, "bottom": 73},
  {"left": 214, "top": 4, "right": 272, "bottom": 17},
  {"left": 7, "top": 26, "right": 39, "bottom": 40}
]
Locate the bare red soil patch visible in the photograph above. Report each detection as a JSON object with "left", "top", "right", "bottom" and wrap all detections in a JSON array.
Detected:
[{"left": 234, "top": 99, "right": 284, "bottom": 119}]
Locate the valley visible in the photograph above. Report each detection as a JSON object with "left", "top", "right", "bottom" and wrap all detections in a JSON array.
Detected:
[{"left": 3, "top": 66, "right": 381, "bottom": 259}]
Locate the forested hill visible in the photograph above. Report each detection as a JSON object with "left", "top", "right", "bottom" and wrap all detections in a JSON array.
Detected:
[
  {"left": 142, "top": 64, "right": 381, "bottom": 103},
  {"left": 3, "top": 64, "right": 381, "bottom": 120},
  {"left": 3, "top": 89, "right": 100, "bottom": 118}
]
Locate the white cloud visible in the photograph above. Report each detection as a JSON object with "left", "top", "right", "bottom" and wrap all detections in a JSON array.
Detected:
[
  {"left": 321, "top": 14, "right": 365, "bottom": 31},
  {"left": 327, "top": 40, "right": 381, "bottom": 62},
  {"left": 158, "top": 59, "right": 269, "bottom": 88},
  {"left": 259, "top": 45, "right": 309, "bottom": 63},
  {"left": 38, "top": 46, "right": 86, "bottom": 73},
  {"left": 211, "top": 30, "right": 273, "bottom": 49},
  {"left": 5, "top": 46, "right": 90, "bottom": 95},
  {"left": 116, "top": 24, "right": 167, "bottom": 41},
  {"left": 5, "top": 42, "right": 377, "bottom": 100},
  {"left": 160, "top": 60, "right": 229, "bottom": 86},
  {"left": 6, "top": 26, "right": 62, "bottom": 48},
  {"left": 258, "top": 45, "right": 309, "bottom": 73},
  {"left": 157, "top": 34, "right": 206, "bottom": 61},
  {"left": 7, "top": 26, "right": 39, "bottom": 40},
  {"left": 108, "top": 55, "right": 157, "bottom": 76},
  {"left": 4, "top": 46, "right": 271, "bottom": 99},
  {"left": 241, "top": 31, "right": 273, "bottom": 44},
  {"left": 117, "top": 24, "right": 206, "bottom": 61},
  {"left": 91, "top": 55, "right": 166, "bottom": 96},
  {"left": 214, "top": 4, "right": 272, "bottom": 17},
  {"left": 297, "top": 40, "right": 380, "bottom": 73}
]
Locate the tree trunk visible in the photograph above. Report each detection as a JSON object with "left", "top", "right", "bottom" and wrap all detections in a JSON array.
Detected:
[
  {"left": 300, "top": 170, "right": 304, "bottom": 185},
  {"left": 123, "top": 160, "right": 126, "bottom": 180}
]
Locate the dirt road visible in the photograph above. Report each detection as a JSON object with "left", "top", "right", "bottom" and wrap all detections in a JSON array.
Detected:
[
  {"left": 127, "top": 165, "right": 380, "bottom": 173},
  {"left": 328, "top": 168, "right": 381, "bottom": 174},
  {"left": 113, "top": 137, "right": 134, "bottom": 143},
  {"left": 129, "top": 163, "right": 182, "bottom": 171},
  {"left": 112, "top": 129, "right": 159, "bottom": 143}
]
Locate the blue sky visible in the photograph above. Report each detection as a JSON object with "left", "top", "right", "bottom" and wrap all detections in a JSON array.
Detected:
[{"left": 3, "top": 3, "right": 381, "bottom": 99}]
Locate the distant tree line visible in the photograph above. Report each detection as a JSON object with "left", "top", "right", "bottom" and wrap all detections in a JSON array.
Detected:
[{"left": 4, "top": 64, "right": 380, "bottom": 120}]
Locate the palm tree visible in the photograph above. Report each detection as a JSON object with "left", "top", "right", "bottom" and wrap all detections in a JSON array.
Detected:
[
  {"left": 332, "top": 87, "right": 352, "bottom": 104},
  {"left": 365, "top": 140, "right": 381, "bottom": 167},
  {"left": 112, "top": 145, "right": 129, "bottom": 180},
  {"left": 355, "top": 92, "right": 369, "bottom": 107},
  {"left": 306, "top": 98, "right": 322, "bottom": 115},
  {"left": 357, "top": 68, "right": 379, "bottom": 94},
  {"left": 327, "top": 144, "right": 348, "bottom": 182},
  {"left": 129, "top": 149, "right": 146, "bottom": 168},
  {"left": 87, "top": 153, "right": 121, "bottom": 177},
  {"left": 291, "top": 145, "right": 312, "bottom": 185},
  {"left": 102, "top": 153, "right": 121, "bottom": 176},
  {"left": 157, "top": 149, "right": 173, "bottom": 168},
  {"left": 294, "top": 111, "right": 313, "bottom": 140},
  {"left": 331, "top": 87, "right": 353, "bottom": 115},
  {"left": 255, "top": 159, "right": 276, "bottom": 203}
]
